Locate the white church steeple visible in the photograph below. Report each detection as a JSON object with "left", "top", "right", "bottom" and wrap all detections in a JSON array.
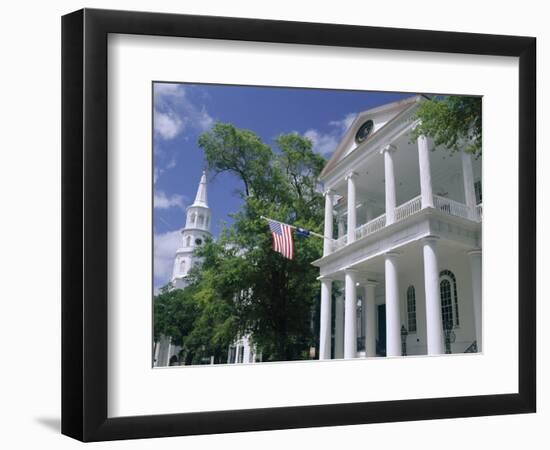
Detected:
[
  {"left": 171, "top": 171, "right": 212, "bottom": 289},
  {"left": 191, "top": 171, "right": 208, "bottom": 208}
]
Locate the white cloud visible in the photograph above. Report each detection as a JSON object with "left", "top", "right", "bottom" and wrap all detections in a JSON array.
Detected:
[
  {"left": 304, "top": 112, "right": 358, "bottom": 157},
  {"left": 153, "top": 83, "right": 214, "bottom": 141},
  {"left": 154, "top": 230, "right": 181, "bottom": 286},
  {"left": 329, "top": 112, "right": 357, "bottom": 135},
  {"left": 303, "top": 129, "right": 339, "bottom": 157},
  {"left": 154, "top": 110, "right": 183, "bottom": 140},
  {"left": 154, "top": 190, "right": 186, "bottom": 210},
  {"left": 154, "top": 83, "right": 183, "bottom": 97},
  {"left": 153, "top": 160, "right": 176, "bottom": 186},
  {"left": 198, "top": 107, "right": 214, "bottom": 130}
]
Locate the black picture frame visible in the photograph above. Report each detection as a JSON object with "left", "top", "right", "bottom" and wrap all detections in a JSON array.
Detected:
[{"left": 61, "top": 8, "right": 536, "bottom": 442}]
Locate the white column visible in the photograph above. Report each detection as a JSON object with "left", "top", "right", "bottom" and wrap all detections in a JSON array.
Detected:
[
  {"left": 468, "top": 249, "right": 482, "bottom": 351},
  {"left": 334, "top": 293, "right": 345, "bottom": 359},
  {"left": 319, "top": 277, "right": 333, "bottom": 360},
  {"left": 242, "top": 339, "right": 250, "bottom": 364},
  {"left": 462, "top": 151, "right": 477, "bottom": 214},
  {"left": 417, "top": 135, "right": 434, "bottom": 208},
  {"left": 381, "top": 144, "right": 397, "bottom": 224},
  {"left": 361, "top": 285, "right": 367, "bottom": 350},
  {"left": 153, "top": 340, "right": 160, "bottom": 366},
  {"left": 166, "top": 338, "right": 173, "bottom": 365},
  {"left": 365, "top": 282, "right": 377, "bottom": 357},
  {"left": 337, "top": 216, "right": 346, "bottom": 239},
  {"left": 385, "top": 252, "right": 401, "bottom": 356},
  {"left": 346, "top": 172, "right": 357, "bottom": 243},
  {"left": 344, "top": 269, "right": 358, "bottom": 358},
  {"left": 323, "top": 190, "right": 334, "bottom": 255},
  {"left": 423, "top": 236, "right": 445, "bottom": 355}
]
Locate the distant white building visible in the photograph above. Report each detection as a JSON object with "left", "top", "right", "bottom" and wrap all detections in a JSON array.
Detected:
[
  {"left": 154, "top": 172, "right": 255, "bottom": 367},
  {"left": 172, "top": 171, "right": 212, "bottom": 290},
  {"left": 313, "top": 95, "right": 482, "bottom": 360}
]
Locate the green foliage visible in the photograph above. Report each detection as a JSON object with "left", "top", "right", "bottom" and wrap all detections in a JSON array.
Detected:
[
  {"left": 197, "top": 123, "right": 275, "bottom": 197},
  {"left": 154, "top": 240, "right": 243, "bottom": 364},
  {"left": 154, "top": 124, "right": 326, "bottom": 363},
  {"left": 412, "top": 96, "right": 482, "bottom": 156}
]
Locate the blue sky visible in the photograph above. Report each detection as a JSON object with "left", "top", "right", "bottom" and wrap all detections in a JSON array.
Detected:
[{"left": 153, "top": 82, "right": 413, "bottom": 290}]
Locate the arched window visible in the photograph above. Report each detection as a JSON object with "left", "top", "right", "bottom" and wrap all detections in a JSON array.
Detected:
[
  {"left": 198, "top": 215, "right": 204, "bottom": 226},
  {"left": 179, "top": 260, "right": 186, "bottom": 273},
  {"left": 186, "top": 235, "right": 191, "bottom": 247},
  {"left": 190, "top": 212, "right": 196, "bottom": 226},
  {"left": 440, "top": 270, "right": 459, "bottom": 328},
  {"left": 406, "top": 285, "right": 417, "bottom": 332}
]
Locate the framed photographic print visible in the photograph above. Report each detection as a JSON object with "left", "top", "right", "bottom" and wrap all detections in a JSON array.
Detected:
[{"left": 61, "top": 8, "right": 536, "bottom": 442}]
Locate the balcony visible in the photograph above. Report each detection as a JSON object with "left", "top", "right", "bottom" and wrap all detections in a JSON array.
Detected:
[{"left": 331, "top": 194, "right": 481, "bottom": 253}]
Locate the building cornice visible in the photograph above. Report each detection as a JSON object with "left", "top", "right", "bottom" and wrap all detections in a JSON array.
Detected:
[
  {"left": 181, "top": 228, "right": 213, "bottom": 235},
  {"left": 312, "top": 207, "right": 481, "bottom": 275}
]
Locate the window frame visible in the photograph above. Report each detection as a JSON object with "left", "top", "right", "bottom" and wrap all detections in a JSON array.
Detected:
[
  {"left": 406, "top": 285, "right": 417, "bottom": 333},
  {"left": 439, "top": 270, "right": 460, "bottom": 328}
]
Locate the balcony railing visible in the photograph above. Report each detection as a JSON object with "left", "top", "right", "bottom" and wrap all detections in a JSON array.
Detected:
[
  {"left": 475, "top": 203, "right": 483, "bottom": 220},
  {"left": 333, "top": 234, "right": 348, "bottom": 252},
  {"left": 395, "top": 196, "right": 422, "bottom": 222},
  {"left": 328, "top": 195, "right": 480, "bottom": 255},
  {"left": 356, "top": 214, "right": 386, "bottom": 240},
  {"left": 434, "top": 195, "right": 474, "bottom": 221}
]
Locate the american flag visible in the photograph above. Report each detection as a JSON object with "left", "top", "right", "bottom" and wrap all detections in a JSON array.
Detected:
[{"left": 267, "top": 219, "right": 294, "bottom": 259}]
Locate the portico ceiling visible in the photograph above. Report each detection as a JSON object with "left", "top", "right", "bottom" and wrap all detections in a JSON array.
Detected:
[{"left": 330, "top": 132, "right": 482, "bottom": 214}]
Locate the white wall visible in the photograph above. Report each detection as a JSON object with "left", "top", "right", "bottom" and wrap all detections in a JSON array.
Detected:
[{"left": 0, "top": 1, "right": 546, "bottom": 449}]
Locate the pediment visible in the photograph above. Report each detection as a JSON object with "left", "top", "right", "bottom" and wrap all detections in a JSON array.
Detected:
[{"left": 320, "top": 95, "right": 423, "bottom": 179}]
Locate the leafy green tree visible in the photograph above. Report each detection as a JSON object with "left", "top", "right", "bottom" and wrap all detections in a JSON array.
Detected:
[
  {"left": 153, "top": 285, "right": 201, "bottom": 363},
  {"left": 197, "top": 123, "right": 274, "bottom": 197},
  {"left": 204, "top": 124, "right": 324, "bottom": 361},
  {"left": 155, "top": 123, "right": 326, "bottom": 363},
  {"left": 184, "top": 239, "right": 248, "bottom": 364},
  {"left": 412, "top": 96, "right": 482, "bottom": 156}
]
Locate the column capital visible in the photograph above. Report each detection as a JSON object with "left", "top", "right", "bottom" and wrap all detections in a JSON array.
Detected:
[
  {"left": 323, "top": 188, "right": 335, "bottom": 197},
  {"left": 344, "top": 171, "right": 358, "bottom": 181},
  {"left": 380, "top": 143, "right": 397, "bottom": 154},
  {"left": 416, "top": 132, "right": 429, "bottom": 142},
  {"left": 384, "top": 251, "right": 401, "bottom": 259},
  {"left": 344, "top": 267, "right": 358, "bottom": 275},
  {"left": 318, "top": 275, "right": 333, "bottom": 282},
  {"left": 466, "top": 248, "right": 482, "bottom": 257},
  {"left": 421, "top": 235, "right": 440, "bottom": 244},
  {"left": 365, "top": 280, "right": 379, "bottom": 287}
]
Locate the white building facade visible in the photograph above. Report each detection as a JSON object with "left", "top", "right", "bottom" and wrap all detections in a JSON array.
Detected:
[{"left": 314, "top": 95, "right": 482, "bottom": 360}]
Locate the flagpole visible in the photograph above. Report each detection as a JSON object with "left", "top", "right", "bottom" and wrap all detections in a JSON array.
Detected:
[{"left": 260, "top": 216, "right": 334, "bottom": 241}]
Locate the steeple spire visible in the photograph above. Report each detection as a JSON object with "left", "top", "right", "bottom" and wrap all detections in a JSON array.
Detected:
[
  {"left": 173, "top": 170, "right": 212, "bottom": 289},
  {"left": 191, "top": 171, "right": 208, "bottom": 208}
]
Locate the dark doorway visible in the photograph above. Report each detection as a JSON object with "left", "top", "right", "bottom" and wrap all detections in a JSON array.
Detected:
[{"left": 377, "top": 304, "right": 386, "bottom": 356}]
